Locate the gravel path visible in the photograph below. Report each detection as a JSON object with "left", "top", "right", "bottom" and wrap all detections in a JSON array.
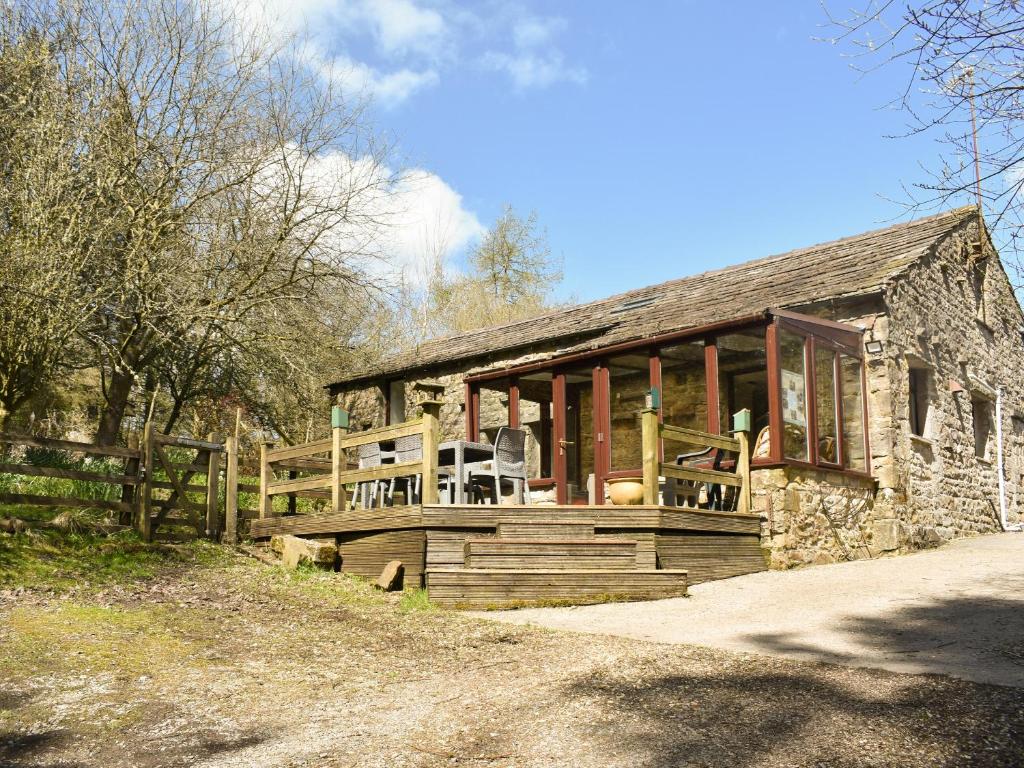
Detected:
[
  {"left": 476, "top": 532, "right": 1024, "bottom": 687},
  {"left": 3, "top": 540, "right": 1024, "bottom": 767}
]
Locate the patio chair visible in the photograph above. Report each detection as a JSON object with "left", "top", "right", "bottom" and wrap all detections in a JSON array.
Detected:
[
  {"left": 386, "top": 434, "right": 457, "bottom": 505},
  {"left": 665, "top": 446, "right": 736, "bottom": 510},
  {"left": 351, "top": 442, "right": 386, "bottom": 509},
  {"left": 467, "top": 427, "right": 531, "bottom": 505}
]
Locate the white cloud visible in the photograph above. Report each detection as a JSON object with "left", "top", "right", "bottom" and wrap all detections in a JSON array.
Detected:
[
  {"left": 481, "top": 12, "right": 587, "bottom": 90},
  {"left": 317, "top": 50, "right": 439, "bottom": 107},
  {"left": 227, "top": 0, "right": 444, "bottom": 107},
  {"left": 481, "top": 49, "right": 587, "bottom": 90},
  {"left": 512, "top": 16, "right": 566, "bottom": 49},
  {"left": 384, "top": 169, "right": 486, "bottom": 282},
  {"left": 363, "top": 0, "right": 447, "bottom": 58}
]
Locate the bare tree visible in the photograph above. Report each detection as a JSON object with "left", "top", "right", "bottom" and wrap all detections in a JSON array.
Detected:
[
  {"left": 4, "top": 0, "right": 394, "bottom": 442},
  {"left": 0, "top": 29, "right": 112, "bottom": 429},
  {"left": 827, "top": 1, "right": 1024, "bottom": 285}
]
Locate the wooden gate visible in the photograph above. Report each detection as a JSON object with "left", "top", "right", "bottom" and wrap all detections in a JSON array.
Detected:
[{"left": 137, "top": 424, "right": 223, "bottom": 541}]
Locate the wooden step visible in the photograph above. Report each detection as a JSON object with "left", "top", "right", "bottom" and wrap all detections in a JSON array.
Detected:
[
  {"left": 654, "top": 533, "right": 767, "bottom": 584},
  {"left": 464, "top": 537, "right": 638, "bottom": 570},
  {"left": 495, "top": 519, "right": 595, "bottom": 539},
  {"left": 426, "top": 568, "right": 688, "bottom": 609}
]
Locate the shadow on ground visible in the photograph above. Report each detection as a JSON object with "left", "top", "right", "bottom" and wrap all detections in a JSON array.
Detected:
[
  {"left": 562, "top": 661, "right": 1024, "bottom": 768},
  {"left": 742, "top": 591, "right": 1024, "bottom": 686},
  {"left": 0, "top": 688, "right": 269, "bottom": 768}
]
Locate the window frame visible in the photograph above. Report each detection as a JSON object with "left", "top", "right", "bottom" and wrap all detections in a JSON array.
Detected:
[{"left": 767, "top": 315, "right": 870, "bottom": 474}]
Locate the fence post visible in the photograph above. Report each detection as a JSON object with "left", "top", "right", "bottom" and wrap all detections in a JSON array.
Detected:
[
  {"left": 258, "top": 441, "right": 273, "bottom": 519},
  {"left": 137, "top": 422, "right": 154, "bottom": 541},
  {"left": 641, "top": 407, "right": 660, "bottom": 505},
  {"left": 205, "top": 432, "right": 222, "bottom": 539},
  {"left": 331, "top": 426, "right": 346, "bottom": 512},
  {"left": 420, "top": 400, "right": 442, "bottom": 505},
  {"left": 224, "top": 435, "right": 238, "bottom": 544},
  {"left": 733, "top": 409, "right": 752, "bottom": 515},
  {"left": 120, "top": 433, "right": 140, "bottom": 526}
]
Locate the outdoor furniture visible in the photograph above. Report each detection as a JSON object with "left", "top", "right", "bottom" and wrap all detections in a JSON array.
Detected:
[
  {"left": 387, "top": 434, "right": 457, "bottom": 505},
  {"left": 663, "top": 446, "right": 738, "bottom": 510},
  {"left": 351, "top": 442, "right": 386, "bottom": 509},
  {"left": 437, "top": 439, "right": 496, "bottom": 504},
  {"left": 466, "top": 427, "right": 531, "bottom": 505}
]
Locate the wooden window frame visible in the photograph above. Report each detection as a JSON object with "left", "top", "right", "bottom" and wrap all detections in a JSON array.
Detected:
[{"left": 769, "top": 317, "right": 870, "bottom": 476}]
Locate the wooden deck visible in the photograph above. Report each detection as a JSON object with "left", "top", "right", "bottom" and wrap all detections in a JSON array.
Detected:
[
  {"left": 248, "top": 504, "right": 766, "bottom": 608},
  {"left": 248, "top": 504, "right": 761, "bottom": 538}
]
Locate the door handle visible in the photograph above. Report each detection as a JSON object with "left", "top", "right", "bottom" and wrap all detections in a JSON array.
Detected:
[{"left": 558, "top": 439, "right": 575, "bottom": 455}]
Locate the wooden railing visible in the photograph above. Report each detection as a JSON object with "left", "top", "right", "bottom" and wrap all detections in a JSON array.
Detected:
[
  {"left": 256, "top": 400, "right": 442, "bottom": 522},
  {"left": 640, "top": 408, "right": 752, "bottom": 513}
]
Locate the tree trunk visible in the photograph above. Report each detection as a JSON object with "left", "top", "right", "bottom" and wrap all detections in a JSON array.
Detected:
[{"left": 96, "top": 367, "right": 135, "bottom": 445}]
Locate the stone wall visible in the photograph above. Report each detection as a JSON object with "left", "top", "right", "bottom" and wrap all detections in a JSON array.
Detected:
[
  {"left": 753, "top": 465, "right": 896, "bottom": 568},
  {"left": 871, "top": 218, "right": 1024, "bottom": 546}
]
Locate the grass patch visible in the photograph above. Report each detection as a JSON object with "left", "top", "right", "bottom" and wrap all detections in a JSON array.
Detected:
[
  {"left": 1, "top": 602, "right": 203, "bottom": 679},
  {"left": 0, "top": 504, "right": 227, "bottom": 592},
  {"left": 398, "top": 588, "right": 438, "bottom": 614}
]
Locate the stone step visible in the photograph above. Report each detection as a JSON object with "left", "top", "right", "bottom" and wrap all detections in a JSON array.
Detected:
[
  {"left": 426, "top": 568, "right": 688, "bottom": 609},
  {"left": 463, "top": 537, "right": 638, "bottom": 570},
  {"left": 495, "top": 519, "right": 596, "bottom": 539}
]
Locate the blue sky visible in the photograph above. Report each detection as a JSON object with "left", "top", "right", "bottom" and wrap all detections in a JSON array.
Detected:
[{"left": 256, "top": 1, "right": 950, "bottom": 303}]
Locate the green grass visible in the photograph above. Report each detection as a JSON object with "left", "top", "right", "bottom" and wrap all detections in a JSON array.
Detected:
[
  {"left": 0, "top": 504, "right": 225, "bottom": 591},
  {"left": 398, "top": 587, "right": 438, "bottom": 613}
]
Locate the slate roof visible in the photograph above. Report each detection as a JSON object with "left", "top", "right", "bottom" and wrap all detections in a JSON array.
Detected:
[{"left": 330, "top": 206, "right": 978, "bottom": 387}]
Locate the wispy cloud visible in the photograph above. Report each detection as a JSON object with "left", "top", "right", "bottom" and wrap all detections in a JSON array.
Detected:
[
  {"left": 481, "top": 11, "right": 587, "bottom": 90},
  {"left": 230, "top": 1, "right": 587, "bottom": 105}
]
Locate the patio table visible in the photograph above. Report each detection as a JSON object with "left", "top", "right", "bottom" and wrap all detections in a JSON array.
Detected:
[{"left": 437, "top": 440, "right": 494, "bottom": 504}]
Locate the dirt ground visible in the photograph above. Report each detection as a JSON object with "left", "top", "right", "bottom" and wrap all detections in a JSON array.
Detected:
[
  {"left": 478, "top": 533, "right": 1024, "bottom": 688},
  {"left": 2, "top": 545, "right": 1024, "bottom": 768}
]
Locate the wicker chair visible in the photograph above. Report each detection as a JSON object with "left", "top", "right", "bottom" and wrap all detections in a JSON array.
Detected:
[
  {"left": 351, "top": 442, "right": 385, "bottom": 509},
  {"left": 467, "top": 427, "right": 531, "bottom": 505},
  {"left": 387, "top": 434, "right": 456, "bottom": 505}
]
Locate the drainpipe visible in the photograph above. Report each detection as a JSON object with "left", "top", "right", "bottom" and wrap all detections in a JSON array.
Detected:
[{"left": 969, "top": 374, "right": 1021, "bottom": 532}]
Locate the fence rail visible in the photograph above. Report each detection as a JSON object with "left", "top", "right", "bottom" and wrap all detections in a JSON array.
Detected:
[
  {"left": 251, "top": 401, "right": 442, "bottom": 533},
  {"left": 640, "top": 409, "right": 751, "bottom": 513},
  {"left": 0, "top": 429, "right": 227, "bottom": 541}
]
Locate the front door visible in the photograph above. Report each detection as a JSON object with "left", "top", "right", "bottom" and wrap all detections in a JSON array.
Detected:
[{"left": 553, "top": 364, "right": 599, "bottom": 504}]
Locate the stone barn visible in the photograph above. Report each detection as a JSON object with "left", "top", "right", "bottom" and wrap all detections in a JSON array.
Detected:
[{"left": 328, "top": 206, "right": 1024, "bottom": 569}]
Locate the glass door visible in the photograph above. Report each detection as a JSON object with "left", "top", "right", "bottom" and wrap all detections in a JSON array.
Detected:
[{"left": 553, "top": 364, "right": 597, "bottom": 504}]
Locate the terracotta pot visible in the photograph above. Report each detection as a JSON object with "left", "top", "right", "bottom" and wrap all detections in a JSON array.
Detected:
[{"left": 608, "top": 477, "right": 645, "bottom": 505}]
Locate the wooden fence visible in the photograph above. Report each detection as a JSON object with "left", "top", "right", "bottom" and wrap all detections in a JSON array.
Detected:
[
  {"left": 0, "top": 428, "right": 225, "bottom": 541},
  {"left": 640, "top": 408, "right": 752, "bottom": 513},
  {"left": 250, "top": 400, "right": 442, "bottom": 531}
]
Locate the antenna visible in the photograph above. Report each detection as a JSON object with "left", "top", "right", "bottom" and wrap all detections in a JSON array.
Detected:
[{"left": 965, "top": 67, "right": 983, "bottom": 212}]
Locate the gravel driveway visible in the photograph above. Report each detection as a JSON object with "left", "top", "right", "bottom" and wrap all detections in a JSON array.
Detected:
[{"left": 477, "top": 532, "right": 1024, "bottom": 688}]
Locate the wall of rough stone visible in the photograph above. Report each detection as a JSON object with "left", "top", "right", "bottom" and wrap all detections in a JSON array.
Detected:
[
  {"left": 752, "top": 465, "right": 895, "bottom": 568},
  {"left": 873, "top": 218, "right": 1024, "bottom": 547}
]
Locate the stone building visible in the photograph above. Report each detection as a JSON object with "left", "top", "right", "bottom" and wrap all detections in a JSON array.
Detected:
[{"left": 328, "top": 207, "right": 1024, "bottom": 568}]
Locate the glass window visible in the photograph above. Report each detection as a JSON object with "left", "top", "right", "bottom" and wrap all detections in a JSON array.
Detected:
[
  {"left": 815, "top": 347, "right": 839, "bottom": 464},
  {"left": 476, "top": 379, "right": 509, "bottom": 445},
  {"left": 517, "top": 373, "right": 554, "bottom": 480},
  {"left": 717, "top": 330, "right": 770, "bottom": 438},
  {"left": 840, "top": 356, "right": 867, "bottom": 471},
  {"left": 660, "top": 340, "right": 707, "bottom": 432},
  {"left": 607, "top": 354, "right": 651, "bottom": 471},
  {"left": 779, "top": 330, "right": 809, "bottom": 461}
]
